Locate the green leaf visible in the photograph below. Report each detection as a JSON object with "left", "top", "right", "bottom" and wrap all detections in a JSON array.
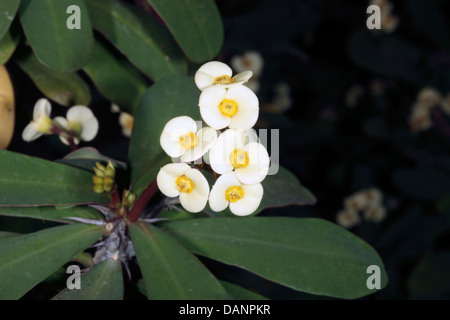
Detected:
[
  {"left": 56, "top": 147, "right": 127, "bottom": 172},
  {"left": 129, "top": 76, "right": 200, "bottom": 196},
  {"left": 129, "top": 222, "right": 230, "bottom": 300},
  {"left": 15, "top": 50, "right": 91, "bottom": 106},
  {"left": 0, "top": 231, "right": 20, "bottom": 238},
  {"left": 393, "top": 166, "right": 450, "bottom": 201},
  {"left": 146, "top": 0, "right": 223, "bottom": 62},
  {"left": 83, "top": 38, "right": 148, "bottom": 115},
  {"left": 0, "top": 223, "right": 103, "bottom": 299},
  {"left": 19, "top": 0, "right": 94, "bottom": 71},
  {"left": 258, "top": 166, "right": 316, "bottom": 212},
  {"left": 220, "top": 281, "right": 268, "bottom": 300},
  {"left": 52, "top": 259, "right": 124, "bottom": 300},
  {"left": 0, "top": 205, "right": 104, "bottom": 224},
  {"left": 0, "top": 149, "right": 110, "bottom": 206},
  {"left": 0, "top": 22, "right": 20, "bottom": 65},
  {"left": 162, "top": 217, "right": 388, "bottom": 299},
  {"left": 0, "top": 0, "right": 21, "bottom": 40},
  {"left": 86, "top": 0, "right": 186, "bottom": 81},
  {"left": 408, "top": 251, "right": 450, "bottom": 298},
  {"left": 348, "top": 30, "right": 424, "bottom": 84}
]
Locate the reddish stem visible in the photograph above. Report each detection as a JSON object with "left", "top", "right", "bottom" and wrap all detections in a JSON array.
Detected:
[{"left": 127, "top": 180, "right": 159, "bottom": 223}]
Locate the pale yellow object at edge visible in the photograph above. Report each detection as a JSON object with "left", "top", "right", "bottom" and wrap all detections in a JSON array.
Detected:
[{"left": 0, "top": 65, "right": 15, "bottom": 149}]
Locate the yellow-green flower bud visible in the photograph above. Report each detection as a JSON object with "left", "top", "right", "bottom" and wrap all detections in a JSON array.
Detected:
[
  {"left": 93, "top": 167, "right": 105, "bottom": 178},
  {"left": 126, "top": 192, "right": 136, "bottom": 204},
  {"left": 105, "top": 161, "right": 116, "bottom": 178},
  {"left": 104, "top": 176, "right": 114, "bottom": 185},
  {"left": 93, "top": 184, "right": 104, "bottom": 194},
  {"left": 104, "top": 183, "right": 113, "bottom": 192},
  {"left": 92, "top": 176, "right": 103, "bottom": 185},
  {"left": 96, "top": 162, "right": 106, "bottom": 172}
]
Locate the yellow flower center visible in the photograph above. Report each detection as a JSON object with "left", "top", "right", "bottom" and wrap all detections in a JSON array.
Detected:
[
  {"left": 219, "top": 99, "right": 238, "bottom": 117},
  {"left": 35, "top": 115, "right": 53, "bottom": 134},
  {"left": 179, "top": 132, "right": 199, "bottom": 150},
  {"left": 214, "top": 75, "right": 235, "bottom": 85},
  {"left": 230, "top": 149, "right": 249, "bottom": 168},
  {"left": 66, "top": 121, "right": 83, "bottom": 136},
  {"left": 176, "top": 175, "right": 195, "bottom": 193},
  {"left": 225, "top": 186, "right": 245, "bottom": 203}
]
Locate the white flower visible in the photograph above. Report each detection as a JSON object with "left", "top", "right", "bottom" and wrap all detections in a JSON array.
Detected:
[
  {"left": 417, "top": 87, "right": 442, "bottom": 108},
  {"left": 209, "top": 129, "right": 270, "bottom": 184},
  {"left": 440, "top": 93, "right": 450, "bottom": 116},
  {"left": 22, "top": 98, "right": 54, "bottom": 142},
  {"left": 110, "top": 103, "right": 121, "bottom": 113},
  {"left": 194, "top": 61, "right": 253, "bottom": 91},
  {"left": 199, "top": 85, "right": 259, "bottom": 130},
  {"left": 336, "top": 208, "right": 361, "bottom": 229},
  {"left": 362, "top": 187, "right": 383, "bottom": 205},
  {"left": 343, "top": 192, "right": 368, "bottom": 211},
  {"left": 119, "top": 112, "right": 134, "bottom": 138},
  {"left": 231, "top": 51, "right": 264, "bottom": 78},
  {"left": 363, "top": 205, "right": 387, "bottom": 223},
  {"left": 156, "top": 163, "right": 209, "bottom": 213},
  {"left": 209, "top": 172, "right": 263, "bottom": 216},
  {"left": 408, "top": 103, "right": 432, "bottom": 133},
  {"left": 54, "top": 106, "right": 99, "bottom": 145},
  {"left": 160, "top": 116, "right": 217, "bottom": 163}
]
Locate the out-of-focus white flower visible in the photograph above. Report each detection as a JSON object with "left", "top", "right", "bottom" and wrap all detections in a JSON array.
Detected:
[
  {"left": 119, "top": 112, "right": 134, "bottom": 138},
  {"left": 194, "top": 61, "right": 253, "bottom": 91},
  {"left": 199, "top": 85, "right": 259, "bottom": 130},
  {"left": 382, "top": 14, "right": 399, "bottom": 33},
  {"left": 363, "top": 204, "right": 387, "bottom": 223},
  {"left": 336, "top": 208, "right": 361, "bottom": 229},
  {"left": 231, "top": 51, "right": 264, "bottom": 78},
  {"left": 362, "top": 187, "right": 383, "bottom": 205},
  {"left": 408, "top": 102, "right": 433, "bottom": 133},
  {"left": 156, "top": 163, "right": 209, "bottom": 213},
  {"left": 110, "top": 103, "right": 121, "bottom": 113},
  {"left": 209, "top": 171, "right": 263, "bottom": 216},
  {"left": 417, "top": 87, "right": 442, "bottom": 108},
  {"left": 22, "top": 98, "right": 53, "bottom": 142},
  {"left": 343, "top": 192, "right": 368, "bottom": 211},
  {"left": 369, "top": 0, "right": 393, "bottom": 14},
  {"left": 54, "top": 106, "right": 99, "bottom": 145},
  {"left": 209, "top": 129, "right": 270, "bottom": 184},
  {"left": 160, "top": 116, "right": 217, "bottom": 163}
]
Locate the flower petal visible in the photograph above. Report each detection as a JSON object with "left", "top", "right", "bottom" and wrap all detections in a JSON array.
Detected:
[
  {"left": 209, "top": 172, "right": 241, "bottom": 212},
  {"left": 235, "top": 142, "right": 270, "bottom": 184},
  {"left": 22, "top": 123, "right": 42, "bottom": 142},
  {"left": 53, "top": 116, "right": 68, "bottom": 129},
  {"left": 33, "top": 98, "right": 51, "bottom": 120},
  {"left": 209, "top": 129, "right": 245, "bottom": 174},
  {"left": 226, "top": 86, "right": 259, "bottom": 129},
  {"left": 156, "top": 163, "right": 190, "bottom": 198},
  {"left": 80, "top": 117, "right": 99, "bottom": 142},
  {"left": 195, "top": 61, "right": 233, "bottom": 91},
  {"left": 67, "top": 105, "right": 95, "bottom": 123},
  {"left": 179, "top": 168, "right": 210, "bottom": 213},
  {"left": 229, "top": 183, "right": 263, "bottom": 216},
  {"left": 181, "top": 126, "right": 218, "bottom": 163},
  {"left": 160, "top": 116, "right": 198, "bottom": 158},
  {"left": 199, "top": 86, "right": 230, "bottom": 130}
]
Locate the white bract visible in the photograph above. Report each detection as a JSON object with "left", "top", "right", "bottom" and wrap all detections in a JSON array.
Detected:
[
  {"left": 209, "top": 129, "right": 270, "bottom": 184},
  {"left": 199, "top": 85, "right": 259, "bottom": 130},
  {"left": 157, "top": 163, "right": 209, "bottom": 213},
  {"left": 194, "top": 61, "right": 253, "bottom": 91},
  {"left": 54, "top": 105, "right": 99, "bottom": 145},
  {"left": 160, "top": 116, "right": 217, "bottom": 163},
  {"left": 22, "top": 98, "right": 53, "bottom": 142},
  {"left": 231, "top": 51, "right": 264, "bottom": 78},
  {"left": 119, "top": 112, "right": 134, "bottom": 138},
  {"left": 336, "top": 208, "right": 361, "bottom": 229},
  {"left": 209, "top": 172, "right": 263, "bottom": 216}
]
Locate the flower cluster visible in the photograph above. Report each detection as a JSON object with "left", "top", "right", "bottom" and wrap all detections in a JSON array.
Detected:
[
  {"left": 22, "top": 98, "right": 98, "bottom": 146},
  {"left": 408, "top": 87, "right": 450, "bottom": 133},
  {"left": 157, "top": 61, "right": 270, "bottom": 216},
  {"left": 336, "top": 187, "right": 387, "bottom": 228},
  {"left": 369, "top": 0, "right": 399, "bottom": 34},
  {"left": 92, "top": 161, "right": 116, "bottom": 193}
]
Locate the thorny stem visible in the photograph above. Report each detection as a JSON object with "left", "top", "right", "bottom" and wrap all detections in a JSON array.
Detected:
[
  {"left": 127, "top": 180, "right": 159, "bottom": 223},
  {"left": 51, "top": 126, "right": 78, "bottom": 151}
]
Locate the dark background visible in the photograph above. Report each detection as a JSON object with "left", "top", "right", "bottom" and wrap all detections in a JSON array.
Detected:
[{"left": 3, "top": 0, "right": 450, "bottom": 299}]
